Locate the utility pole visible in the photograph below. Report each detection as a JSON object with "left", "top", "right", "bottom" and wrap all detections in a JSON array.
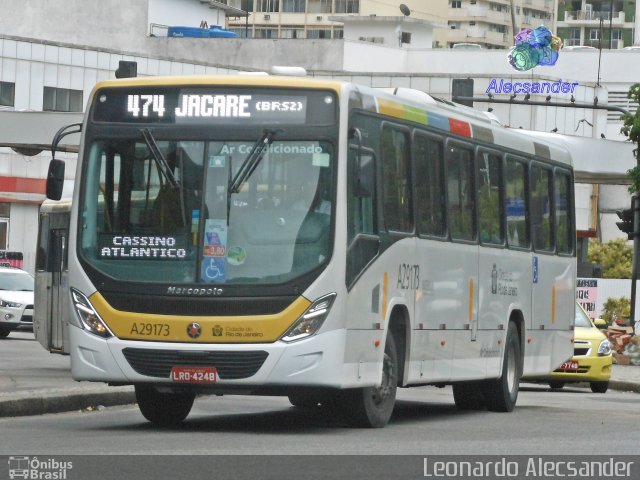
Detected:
[{"left": 509, "top": 0, "right": 518, "bottom": 41}]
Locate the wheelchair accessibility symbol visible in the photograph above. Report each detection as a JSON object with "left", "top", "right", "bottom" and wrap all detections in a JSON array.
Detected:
[{"left": 202, "top": 257, "right": 226, "bottom": 282}]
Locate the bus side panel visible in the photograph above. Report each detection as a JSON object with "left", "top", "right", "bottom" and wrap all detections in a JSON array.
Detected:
[
  {"left": 529, "top": 254, "right": 575, "bottom": 375},
  {"left": 410, "top": 241, "right": 477, "bottom": 384},
  {"left": 477, "top": 248, "right": 532, "bottom": 379}
]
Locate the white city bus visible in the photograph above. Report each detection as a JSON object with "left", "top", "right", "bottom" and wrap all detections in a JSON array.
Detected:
[{"left": 43, "top": 74, "right": 576, "bottom": 427}]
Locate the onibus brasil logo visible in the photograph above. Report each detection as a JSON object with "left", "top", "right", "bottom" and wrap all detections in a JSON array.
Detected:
[
  {"left": 8, "top": 456, "right": 73, "bottom": 479},
  {"left": 508, "top": 25, "right": 562, "bottom": 71}
]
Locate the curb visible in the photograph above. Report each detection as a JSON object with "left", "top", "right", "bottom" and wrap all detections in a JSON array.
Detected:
[
  {"left": 608, "top": 380, "right": 640, "bottom": 394},
  {"left": 0, "top": 388, "right": 135, "bottom": 418}
]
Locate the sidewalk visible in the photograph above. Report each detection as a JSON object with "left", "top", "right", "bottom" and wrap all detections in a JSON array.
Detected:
[{"left": 1, "top": 332, "right": 639, "bottom": 418}]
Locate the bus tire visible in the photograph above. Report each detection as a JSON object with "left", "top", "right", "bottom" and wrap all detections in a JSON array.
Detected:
[
  {"left": 590, "top": 381, "right": 609, "bottom": 393},
  {"left": 483, "top": 322, "right": 521, "bottom": 412},
  {"left": 338, "top": 333, "right": 398, "bottom": 428},
  {"left": 135, "top": 384, "right": 195, "bottom": 426},
  {"left": 453, "top": 382, "right": 486, "bottom": 410},
  {"left": 0, "top": 328, "right": 10, "bottom": 339}
]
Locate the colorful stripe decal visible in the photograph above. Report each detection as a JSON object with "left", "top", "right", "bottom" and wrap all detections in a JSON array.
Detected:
[
  {"left": 449, "top": 118, "right": 472, "bottom": 138},
  {"left": 426, "top": 112, "right": 450, "bottom": 131}
]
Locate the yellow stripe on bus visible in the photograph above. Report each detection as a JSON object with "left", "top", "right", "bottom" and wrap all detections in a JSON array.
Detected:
[{"left": 89, "top": 292, "right": 311, "bottom": 343}]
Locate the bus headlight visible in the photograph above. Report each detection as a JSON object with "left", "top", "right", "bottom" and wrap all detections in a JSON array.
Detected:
[
  {"left": 281, "top": 293, "right": 336, "bottom": 343},
  {"left": 71, "top": 288, "right": 113, "bottom": 338},
  {"left": 597, "top": 338, "right": 612, "bottom": 356}
]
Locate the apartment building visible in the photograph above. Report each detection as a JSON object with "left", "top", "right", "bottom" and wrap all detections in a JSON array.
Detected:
[
  {"left": 556, "top": 0, "right": 639, "bottom": 48},
  {"left": 437, "top": 0, "right": 555, "bottom": 48},
  {"left": 224, "top": 0, "right": 447, "bottom": 41}
]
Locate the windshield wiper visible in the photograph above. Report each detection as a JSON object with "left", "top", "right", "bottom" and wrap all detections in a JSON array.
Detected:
[
  {"left": 141, "top": 128, "right": 178, "bottom": 189},
  {"left": 226, "top": 129, "right": 281, "bottom": 223},
  {"left": 229, "top": 129, "right": 280, "bottom": 195}
]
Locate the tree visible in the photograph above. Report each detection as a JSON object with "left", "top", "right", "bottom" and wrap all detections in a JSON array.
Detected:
[
  {"left": 600, "top": 297, "right": 630, "bottom": 325},
  {"left": 587, "top": 238, "right": 632, "bottom": 279},
  {"left": 621, "top": 83, "right": 640, "bottom": 193}
]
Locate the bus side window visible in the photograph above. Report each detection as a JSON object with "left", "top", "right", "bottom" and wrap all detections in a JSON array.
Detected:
[
  {"left": 381, "top": 125, "right": 412, "bottom": 233},
  {"left": 505, "top": 157, "right": 530, "bottom": 248},
  {"left": 477, "top": 150, "right": 504, "bottom": 244},
  {"left": 415, "top": 133, "right": 445, "bottom": 237},
  {"left": 447, "top": 143, "right": 475, "bottom": 241},
  {"left": 555, "top": 170, "right": 573, "bottom": 254},
  {"left": 531, "top": 165, "right": 554, "bottom": 252}
]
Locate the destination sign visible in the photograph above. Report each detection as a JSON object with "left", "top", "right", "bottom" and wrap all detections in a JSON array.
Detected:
[
  {"left": 98, "top": 234, "right": 189, "bottom": 260},
  {"left": 92, "top": 87, "right": 336, "bottom": 125}
]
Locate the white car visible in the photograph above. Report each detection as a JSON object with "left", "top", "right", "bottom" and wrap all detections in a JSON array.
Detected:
[{"left": 0, "top": 267, "right": 34, "bottom": 339}]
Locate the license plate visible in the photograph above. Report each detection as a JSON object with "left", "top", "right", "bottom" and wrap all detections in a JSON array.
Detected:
[
  {"left": 558, "top": 361, "right": 579, "bottom": 371},
  {"left": 170, "top": 366, "right": 217, "bottom": 384}
]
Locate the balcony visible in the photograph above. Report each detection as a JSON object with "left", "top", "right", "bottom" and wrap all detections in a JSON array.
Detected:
[
  {"left": 585, "top": 38, "right": 625, "bottom": 48},
  {"left": 563, "top": 10, "right": 625, "bottom": 23}
]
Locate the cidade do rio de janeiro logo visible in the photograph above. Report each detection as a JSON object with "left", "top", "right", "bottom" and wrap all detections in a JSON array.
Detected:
[{"left": 508, "top": 25, "right": 562, "bottom": 71}]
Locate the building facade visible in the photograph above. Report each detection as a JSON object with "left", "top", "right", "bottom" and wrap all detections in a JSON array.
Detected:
[
  {"left": 436, "top": 0, "right": 556, "bottom": 49},
  {"left": 556, "top": 0, "right": 639, "bottom": 48},
  {"left": 224, "top": 0, "right": 448, "bottom": 43}
]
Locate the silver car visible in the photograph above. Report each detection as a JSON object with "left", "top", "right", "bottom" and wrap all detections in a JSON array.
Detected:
[{"left": 0, "top": 267, "right": 34, "bottom": 339}]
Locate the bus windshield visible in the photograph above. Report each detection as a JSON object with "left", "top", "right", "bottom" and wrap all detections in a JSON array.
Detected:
[{"left": 79, "top": 136, "right": 334, "bottom": 285}]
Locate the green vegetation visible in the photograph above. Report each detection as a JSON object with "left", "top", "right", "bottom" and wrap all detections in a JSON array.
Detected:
[
  {"left": 600, "top": 297, "right": 630, "bottom": 325},
  {"left": 621, "top": 83, "right": 640, "bottom": 193},
  {"left": 587, "top": 238, "right": 632, "bottom": 279}
]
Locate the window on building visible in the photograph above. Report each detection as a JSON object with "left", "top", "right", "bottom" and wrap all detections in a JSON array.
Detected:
[
  {"left": 449, "top": 21, "right": 460, "bottom": 29},
  {"left": 0, "top": 82, "right": 15, "bottom": 107},
  {"left": 0, "top": 203, "right": 9, "bottom": 250},
  {"left": 308, "top": 0, "right": 332, "bottom": 13},
  {"left": 254, "top": 27, "right": 276, "bottom": 38},
  {"left": 283, "top": 0, "right": 305, "bottom": 12},
  {"left": 256, "top": 0, "right": 278, "bottom": 12},
  {"left": 335, "top": 0, "right": 359, "bottom": 13},
  {"left": 401, "top": 32, "right": 412, "bottom": 44},
  {"left": 43, "top": 87, "right": 83, "bottom": 112},
  {"left": 281, "top": 27, "right": 305, "bottom": 38},
  {"left": 333, "top": 28, "right": 344, "bottom": 38},
  {"left": 451, "top": 0, "right": 462, "bottom": 7},
  {"left": 589, "top": 29, "right": 599, "bottom": 40},
  {"left": 570, "top": 28, "right": 580, "bottom": 40},
  {"left": 612, "top": 29, "right": 622, "bottom": 40},
  {"left": 307, "top": 29, "right": 332, "bottom": 39},
  {"left": 470, "top": 21, "right": 476, "bottom": 25}
]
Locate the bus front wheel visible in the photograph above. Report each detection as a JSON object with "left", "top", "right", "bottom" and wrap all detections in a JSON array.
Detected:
[
  {"left": 135, "top": 384, "right": 195, "bottom": 426},
  {"left": 336, "top": 333, "right": 398, "bottom": 428}
]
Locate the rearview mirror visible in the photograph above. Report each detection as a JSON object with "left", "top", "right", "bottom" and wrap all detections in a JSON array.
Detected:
[{"left": 46, "top": 159, "right": 65, "bottom": 200}]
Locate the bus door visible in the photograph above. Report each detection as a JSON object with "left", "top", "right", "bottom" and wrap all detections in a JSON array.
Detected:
[
  {"left": 48, "top": 228, "right": 69, "bottom": 353},
  {"left": 35, "top": 207, "right": 70, "bottom": 354}
]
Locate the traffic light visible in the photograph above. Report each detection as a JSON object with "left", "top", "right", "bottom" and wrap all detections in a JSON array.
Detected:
[{"left": 616, "top": 207, "right": 634, "bottom": 239}]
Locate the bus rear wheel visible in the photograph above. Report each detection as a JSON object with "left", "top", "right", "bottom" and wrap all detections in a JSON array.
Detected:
[
  {"left": 483, "top": 322, "right": 521, "bottom": 412},
  {"left": 135, "top": 384, "right": 195, "bottom": 426},
  {"left": 0, "top": 328, "right": 11, "bottom": 339},
  {"left": 336, "top": 333, "right": 398, "bottom": 428}
]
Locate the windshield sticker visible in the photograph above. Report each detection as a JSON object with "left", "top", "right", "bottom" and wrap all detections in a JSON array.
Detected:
[
  {"left": 209, "top": 155, "right": 226, "bottom": 168},
  {"left": 98, "top": 235, "right": 188, "bottom": 260},
  {"left": 227, "top": 246, "right": 247, "bottom": 266},
  {"left": 202, "top": 219, "right": 227, "bottom": 282}
]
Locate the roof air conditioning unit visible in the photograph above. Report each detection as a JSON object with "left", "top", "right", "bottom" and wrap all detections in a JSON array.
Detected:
[{"left": 264, "top": 14, "right": 270, "bottom": 20}]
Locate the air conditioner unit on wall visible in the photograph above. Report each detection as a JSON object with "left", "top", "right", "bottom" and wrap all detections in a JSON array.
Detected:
[
  {"left": 264, "top": 14, "right": 270, "bottom": 20},
  {"left": 316, "top": 15, "right": 322, "bottom": 20}
]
